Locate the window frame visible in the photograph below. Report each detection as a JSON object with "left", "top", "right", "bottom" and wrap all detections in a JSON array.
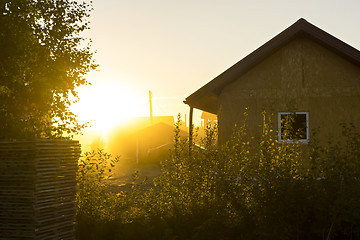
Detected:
[{"left": 277, "top": 111, "right": 309, "bottom": 143}]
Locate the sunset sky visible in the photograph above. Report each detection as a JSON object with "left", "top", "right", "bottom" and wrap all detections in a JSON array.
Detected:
[{"left": 72, "top": 0, "right": 360, "bottom": 142}]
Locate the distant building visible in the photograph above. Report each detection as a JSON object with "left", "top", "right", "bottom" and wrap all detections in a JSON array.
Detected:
[
  {"left": 129, "top": 116, "right": 175, "bottom": 128},
  {"left": 201, "top": 111, "right": 217, "bottom": 128},
  {"left": 108, "top": 116, "right": 187, "bottom": 164},
  {"left": 185, "top": 19, "right": 360, "bottom": 144}
]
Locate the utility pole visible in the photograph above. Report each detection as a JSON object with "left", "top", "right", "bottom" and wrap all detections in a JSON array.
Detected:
[{"left": 149, "top": 90, "right": 153, "bottom": 125}]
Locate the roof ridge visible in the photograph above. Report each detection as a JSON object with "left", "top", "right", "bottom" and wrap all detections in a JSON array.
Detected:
[{"left": 184, "top": 18, "right": 360, "bottom": 114}]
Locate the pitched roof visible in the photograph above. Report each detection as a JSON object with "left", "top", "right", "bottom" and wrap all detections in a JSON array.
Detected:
[
  {"left": 184, "top": 18, "right": 360, "bottom": 114},
  {"left": 132, "top": 116, "right": 175, "bottom": 127}
]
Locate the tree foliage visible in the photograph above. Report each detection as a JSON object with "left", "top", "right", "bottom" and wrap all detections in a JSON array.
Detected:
[{"left": 0, "top": 0, "right": 96, "bottom": 138}]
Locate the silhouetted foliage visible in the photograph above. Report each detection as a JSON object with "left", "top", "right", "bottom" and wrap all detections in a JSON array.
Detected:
[
  {"left": 0, "top": 0, "right": 96, "bottom": 138},
  {"left": 76, "top": 115, "right": 360, "bottom": 240}
]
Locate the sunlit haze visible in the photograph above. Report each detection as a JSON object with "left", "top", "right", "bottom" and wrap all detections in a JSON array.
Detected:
[
  {"left": 72, "top": 0, "right": 360, "bottom": 149},
  {"left": 71, "top": 79, "right": 149, "bottom": 135}
]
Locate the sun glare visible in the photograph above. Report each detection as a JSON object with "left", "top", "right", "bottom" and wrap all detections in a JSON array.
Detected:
[{"left": 71, "top": 81, "right": 148, "bottom": 136}]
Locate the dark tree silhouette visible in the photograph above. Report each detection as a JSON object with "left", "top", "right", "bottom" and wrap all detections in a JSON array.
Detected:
[{"left": 0, "top": 0, "right": 97, "bottom": 138}]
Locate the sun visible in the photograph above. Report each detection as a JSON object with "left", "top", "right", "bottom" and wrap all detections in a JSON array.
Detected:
[{"left": 71, "top": 80, "right": 148, "bottom": 136}]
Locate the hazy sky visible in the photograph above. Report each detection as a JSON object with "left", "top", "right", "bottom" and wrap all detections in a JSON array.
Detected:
[{"left": 73, "top": 0, "right": 360, "bottom": 136}]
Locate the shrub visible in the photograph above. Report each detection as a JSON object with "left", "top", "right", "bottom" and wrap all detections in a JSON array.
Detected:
[
  {"left": 76, "top": 115, "right": 360, "bottom": 240},
  {"left": 76, "top": 150, "right": 122, "bottom": 239},
  {"left": 153, "top": 114, "right": 360, "bottom": 240}
]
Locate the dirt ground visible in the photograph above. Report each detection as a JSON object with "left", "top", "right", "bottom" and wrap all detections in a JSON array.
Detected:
[{"left": 108, "top": 163, "right": 162, "bottom": 193}]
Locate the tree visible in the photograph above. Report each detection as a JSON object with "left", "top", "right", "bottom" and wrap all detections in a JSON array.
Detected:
[{"left": 0, "top": 0, "right": 97, "bottom": 138}]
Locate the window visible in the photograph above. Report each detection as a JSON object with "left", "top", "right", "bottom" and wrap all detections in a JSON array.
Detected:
[{"left": 278, "top": 112, "right": 309, "bottom": 143}]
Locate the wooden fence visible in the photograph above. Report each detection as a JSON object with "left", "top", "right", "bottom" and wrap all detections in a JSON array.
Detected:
[{"left": 0, "top": 139, "right": 80, "bottom": 240}]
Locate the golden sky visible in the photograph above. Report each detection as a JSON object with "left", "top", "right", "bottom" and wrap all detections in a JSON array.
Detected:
[{"left": 72, "top": 0, "right": 360, "bottom": 144}]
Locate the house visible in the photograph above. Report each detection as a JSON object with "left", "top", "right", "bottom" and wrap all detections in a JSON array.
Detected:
[
  {"left": 200, "top": 111, "right": 217, "bottom": 128},
  {"left": 184, "top": 18, "right": 360, "bottom": 144},
  {"left": 134, "top": 121, "right": 187, "bottom": 163},
  {"left": 108, "top": 116, "right": 187, "bottom": 164}
]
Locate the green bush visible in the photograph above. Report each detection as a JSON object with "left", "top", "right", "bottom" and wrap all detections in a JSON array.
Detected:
[
  {"left": 76, "top": 150, "right": 122, "bottom": 239},
  {"left": 76, "top": 115, "right": 360, "bottom": 240}
]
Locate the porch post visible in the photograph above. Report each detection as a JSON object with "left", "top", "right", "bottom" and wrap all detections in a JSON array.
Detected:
[{"left": 189, "top": 106, "right": 193, "bottom": 155}]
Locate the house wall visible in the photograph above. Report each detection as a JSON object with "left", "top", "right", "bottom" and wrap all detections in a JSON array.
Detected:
[{"left": 218, "top": 37, "right": 360, "bottom": 143}]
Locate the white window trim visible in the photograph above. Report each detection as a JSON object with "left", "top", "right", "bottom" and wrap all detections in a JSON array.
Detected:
[{"left": 278, "top": 112, "right": 309, "bottom": 144}]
